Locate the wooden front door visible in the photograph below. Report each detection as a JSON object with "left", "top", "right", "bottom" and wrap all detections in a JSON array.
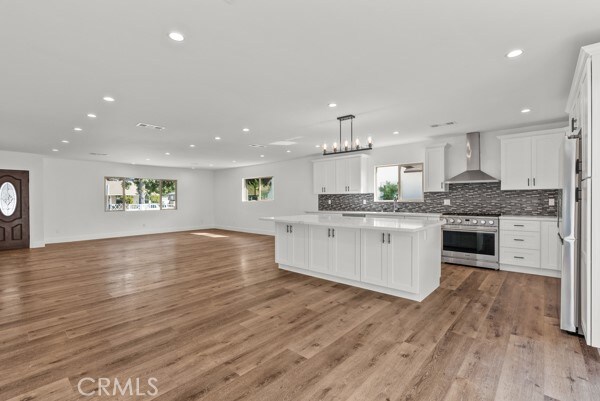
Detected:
[{"left": 0, "top": 170, "right": 30, "bottom": 250}]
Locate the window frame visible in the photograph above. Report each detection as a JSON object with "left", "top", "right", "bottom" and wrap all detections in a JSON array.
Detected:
[
  {"left": 104, "top": 176, "right": 178, "bottom": 212},
  {"left": 242, "top": 176, "right": 274, "bottom": 202},
  {"left": 373, "top": 163, "right": 424, "bottom": 203}
]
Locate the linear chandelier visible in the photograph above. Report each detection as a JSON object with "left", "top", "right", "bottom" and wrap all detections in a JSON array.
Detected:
[{"left": 323, "top": 114, "right": 373, "bottom": 155}]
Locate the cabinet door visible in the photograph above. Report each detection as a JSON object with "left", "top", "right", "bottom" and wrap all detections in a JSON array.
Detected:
[
  {"left": 425, "top": 147, "right": 445, "bottom": 192},
  {"left": 308, "top": 225, "right": 331, "bottom": 274},
  {"left": 313, "top": 162, "right": 327, "bottom": 194},
  {"left": 275, "top": 223, "right": 289, "bottom": 265},
  {"left": 324, "top": 160, "right": 337, "bottom": 193},
  {"left": 346, "top": 157, "right": 363, "bottom": 193},
  {"left": 540, "top": 221, "right": 561, "bottom": 271},
  {"left": 532, "top": 134, "right": 563, "bottom": 189},
  {"left": 360, "top": 230, "right": 387, "bottom": 286},
  {"left": 330, "top": 227, "right": 360, "bottom": 280},
  {"left": 580, "top": 61, "right": 592, "bottom": 179},
  {"left": 335, "top": 159, "right": 348, "bottom": 193},
  {"left": 501, "top": 137, "right": 532, "bottom": 190},
  {"left": 289, "top": 224, "right": 307, "bottom": 269},
  {"left": 387, "top": 232, "right": 417, "bottom": 293}
]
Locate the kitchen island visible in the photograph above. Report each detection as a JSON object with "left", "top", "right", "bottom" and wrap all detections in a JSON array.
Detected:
[{"left": 262, "top": 214, "right": 443, "bottom": 301}]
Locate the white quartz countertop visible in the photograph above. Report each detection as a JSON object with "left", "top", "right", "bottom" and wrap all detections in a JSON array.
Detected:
[
  {"left": 305, "top": 210, "right": 442, "bottom": 218},
  {"left": 261, "top": 214, "right": 443, "bottom": 232},
  {"left": 500, "top": 215, "right": 558, "bottom": 222}
]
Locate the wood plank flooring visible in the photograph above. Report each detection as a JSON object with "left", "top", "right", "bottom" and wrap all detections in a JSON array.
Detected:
[{"left": 0, "top": 230, "right": 598, "bottom": 401}]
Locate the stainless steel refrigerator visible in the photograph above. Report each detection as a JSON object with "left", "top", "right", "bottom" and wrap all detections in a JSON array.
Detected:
[{"left": 559, "top": 134, "right": 581, "bottom": 333}]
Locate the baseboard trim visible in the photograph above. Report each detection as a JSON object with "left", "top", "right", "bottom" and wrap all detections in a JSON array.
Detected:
[
  {"left": 500, "top": 263, "right": 561, "bottom": 278},
  {"left": 45, "top": 225, "right": 214, "bottom": 244},
  {"left": 212, "top": 225, "right": 274, "bottom": 236}
]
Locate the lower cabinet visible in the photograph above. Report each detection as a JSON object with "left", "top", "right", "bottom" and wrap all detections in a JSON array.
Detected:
[
  {"left": 275, "top": 223, "right": 308, "bottom": 269},
  {"left": 308, "top": 225, "right": 360, "bottom": 280},
  {"left": 499, "top": 218, "right": 561, "bottom": 275},
  {"left": 360, "top": 229, "right": 417, "bottom": 293}
]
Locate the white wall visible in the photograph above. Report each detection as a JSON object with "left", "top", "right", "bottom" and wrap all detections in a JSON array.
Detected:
[
  {"left": 0, "top": 150, "right": 45, "bottom": 247},
  {"left": 43, "top": 158, "right": 214, "bottom": 243}
]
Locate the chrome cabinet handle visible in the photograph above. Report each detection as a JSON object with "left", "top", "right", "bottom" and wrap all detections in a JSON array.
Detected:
[
  {"left": 382, "top": 233, "right": 385, "bottom": 243},
  {"left": 533, "top": 178, "right": 536, "bottom": 186},
  {"left": 387, "top": 233, "right": 391, "bottom": 244},
  {"left": 290, "top": 225, "right": 293, "bottom": 234},
  {"left": 332, "top": 228, "right": 335, "bottom": 238},
  {"left": 513, "top": 238, "right": 524, "bottom": 242},
  {"left": 286, "top": 225, "right": 289, "bottom": 233},
  {"left": 514, "top": 256, "right": 525, "bottom": 259},
  {"left": 527, "top": 178, "right": 530, "bottom": 186},
  {"left": 441, "top": 182, "right": 443, "bottom": 189},
  {"left": 514, "top": 224, "right": 525, "bottom": 227}
]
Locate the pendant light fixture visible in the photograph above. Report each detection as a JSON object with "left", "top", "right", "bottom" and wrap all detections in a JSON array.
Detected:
[{"left": 322, "top": 115, "right": 373, "bottom": 155}]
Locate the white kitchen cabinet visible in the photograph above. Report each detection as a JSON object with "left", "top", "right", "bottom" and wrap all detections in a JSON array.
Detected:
[
  {"left": 275, "top": 223, "right": 308, "bottom": 269},
  {"left": 313, "top": 154, "right": 369, "bottom": 194},
  {"left": 312, "top": 160, "right": 336, "bottom": 194},
  {"left": 361, "top": 230, "right": 417, "bottom": 294},
  {"left": 499, "top": 129, "right": 564, "bottom": 190},
  {"left": 499, "top": 217, "right": 561, "bottom": 277},
  {"left": 308, "top": 225, "right": 360, "bottom": 279},
  {"left": 540, "top": 221, "right": 561, "bottom": 272},
  {"left": 424, "top": 144, "right": 447, "bottom": 192}
]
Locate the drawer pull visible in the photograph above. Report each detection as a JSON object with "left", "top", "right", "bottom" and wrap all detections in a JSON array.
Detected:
[
  {"left": 382, "top": 233, "right": 385, "bottom": 243},
  {"left": 328, "top": 228, "right": 331, "bottom": 237},
  {"left": 513, "top": 239, "right": 525, "bottom": 242},
  {"left": 514, "top": 256, "right": 525, "bottom": 259},
  {"left": 513, "top": 224, "right": 525, "bottom": 227}
]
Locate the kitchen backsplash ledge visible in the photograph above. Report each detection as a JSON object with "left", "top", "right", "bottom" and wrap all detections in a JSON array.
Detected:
[{"left": 318, "top": 183, "right": 559, "bottom": 216}]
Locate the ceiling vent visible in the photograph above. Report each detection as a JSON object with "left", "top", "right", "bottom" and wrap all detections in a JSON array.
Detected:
[
  {"left": 249, "top": 144, "right": 267, "bottom": 148},
  {"left": 89, "top": 152, "right": 109, "bottom": 156},
  {"left": 430, "top": 121, "right": 457, "bottom": 128},
  {"left": 136, "top": 123, "right": 166, "bottom": 130}
]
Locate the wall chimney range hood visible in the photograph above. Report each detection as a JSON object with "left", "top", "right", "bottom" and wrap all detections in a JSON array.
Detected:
[{"left": 445, "top": 132, "right": 500, "bottom": 184}]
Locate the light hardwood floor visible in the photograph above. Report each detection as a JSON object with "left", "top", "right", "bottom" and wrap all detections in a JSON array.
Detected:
[{"left": 1, "top": 230, "right": 599, "bottom": 401}]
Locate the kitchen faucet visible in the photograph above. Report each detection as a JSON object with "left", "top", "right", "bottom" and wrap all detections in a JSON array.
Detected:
[{"left": 393, "top": 195, "right": 399, "bottom": 212}]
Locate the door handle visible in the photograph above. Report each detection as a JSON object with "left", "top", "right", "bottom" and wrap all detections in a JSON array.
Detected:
[
  {"left": 382, "top": 233, "right": 385, "bottom": 243},
  {"left": 441, "top": 182, "right": 443, "bottom": 189},
  {"left": 328, "top": 228, "right": 331, "bottom": 237},
  {"left": 332, "top": 228, "right": 335, "bottom": 238},
  {"left": 286, "top": 225, "right": 289, "bottom": 233},
  {"left": 533, "top": 178, "right": 536, "bottom": 186},
  {"left": 527, "top": 178, "right": 530, "bottom": 186},
  {"left": 387, "top": 233, "right": 391, "bottom": 244},
  {"left": 571, "top": 117, "right": 578, "bottom": 132},
  {"left": 557, "top": 232, "right": 564, "bottom": 244},
  {"left": 290, "top": 225, "right": 293, "bottom": 234}
]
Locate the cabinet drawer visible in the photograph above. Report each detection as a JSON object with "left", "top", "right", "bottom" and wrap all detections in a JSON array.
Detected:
[
  {"left": 500, "top": 219, "right": 540, "bottom": 232},
  {"left": 500, "top": 247, "right": 541, "bottom": 268},
  {"left": 500, "top": 230, "right": 540, "bottom": 250}
]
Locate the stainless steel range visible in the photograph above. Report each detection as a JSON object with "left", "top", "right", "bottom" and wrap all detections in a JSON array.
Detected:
[{"left": 441, "top": 213, "right": 500, "bottom": 270}]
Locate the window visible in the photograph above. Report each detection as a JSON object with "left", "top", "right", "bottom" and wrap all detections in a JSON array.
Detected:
[
  {"left": 243, "top": 177, "right": 274, "bottom": 202},
  {"left": 375, "top": 163, "right": 424, "bottom": 202},
  {"left": 104, "top": 177, "right": 177, "bottom": 211}
]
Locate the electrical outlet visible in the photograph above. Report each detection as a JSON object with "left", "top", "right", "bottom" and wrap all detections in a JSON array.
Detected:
[
  {"left": 328, "top": 200, "right": 332, "bottom": 205},
  {"left": 443, "top": 199, "right": 451, "bottom": 206},
  {"left": 362, "top": 199, "right": 367, "bottom": 205},
  {"left": 549, "top": 198, "right": 555, "bottom": 206}
]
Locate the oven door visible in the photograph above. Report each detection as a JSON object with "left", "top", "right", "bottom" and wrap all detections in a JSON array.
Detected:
[{"left": 442, "top": 227, "right": 498, "bottom": 263}]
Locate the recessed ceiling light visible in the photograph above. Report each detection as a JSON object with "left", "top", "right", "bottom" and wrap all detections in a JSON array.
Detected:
[
  {"left": 214, "top": 136, "right": 221, "bottom": 140},
  {"left": 315, "top": 144, "right": 321, "bottom": 148},
  {"left": 61, "top": 140, "right": 69, "bottom": 144},
  {"left": 52, "top": 148, "right": 59, "bottom": 152},
  {"left": 328, "top": 103, "right": 337, "bottom": 108},
  {"left": 87, "top": 113, "right": 97, "bottom": 118},
  {"left": 168, "top": 32, "right": 184, "bottom": 42},
  {"left": 146, "top": 158, "right": 150, "bottom": 161},
  {"left": 232, "top": 160, "right": 237, "bottom": 163},
  {"left": 209, "top": 164, "right": 214, "bottom": 167},
  {"left": 242, "top": 128, "right": 250, "bottom": 132},
  {"left": 506, "top": 49, "right": 524, "bottom": 58},
  {"left": 103, "top": 96, "right": 115, "bottom": 102},
  {"left": 521, "top": 108, "right": 532, "bottom": 113},
  {"left": 393, "top": 131, "right": 399, "bottom": 135},
  {"left": 189, "top": 144, "right": 196, "bottom": 148},
  {"left": 74, "top": 127, "right": 82, "bottom": 132},
  {"left": 165, "top": 152, "right": 170, "bottom": 155},
  {"left": 260, "top": 155, "right": 265, "bottom": 158},
  {"left": 286, "top": 150, "right": 291, "bottom": 153},
  {"left": 131, "top": 162, "right": 136, "bottom": 165}
]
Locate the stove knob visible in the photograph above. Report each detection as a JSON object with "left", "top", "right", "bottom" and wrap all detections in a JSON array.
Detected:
[
  {"left": 472, "top": 219, "right": 478, "bottom": 224},
  {"left": 488, "top": 220, "right": 495, "bottom": 225},
  {"left": 449, "top": 218, "right": 455, "bottom": 223},
  {"left": 480, "top": 220, "right": 486, "bottom": 225},
  {"left": 455, "top": 219, "right": 462, "bottom": 224}
]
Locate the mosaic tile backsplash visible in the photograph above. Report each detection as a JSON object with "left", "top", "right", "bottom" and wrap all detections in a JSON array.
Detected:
[{"left": 318, "top": 183, "right": 559, "bottom": 216}]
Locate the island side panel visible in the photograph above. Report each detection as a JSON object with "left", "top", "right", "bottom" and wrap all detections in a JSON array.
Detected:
[{"left": 417, "top": 225, "right": 442, "bottom": 298}]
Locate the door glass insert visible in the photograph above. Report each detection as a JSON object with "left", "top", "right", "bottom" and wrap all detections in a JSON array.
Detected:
[{"left": 0, "top": 182, "right": 17, "bottom": 216}]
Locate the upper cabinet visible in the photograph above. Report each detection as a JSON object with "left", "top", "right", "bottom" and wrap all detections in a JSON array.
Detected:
[
  {"left": 499, "top": 129, "right": 565, "bottom": 190},
  {"left": 424, "top": 144, "right": 448, "bottom": 192},
  {"left": 312, "top": 154, "right": 369, "bottom": 194}
]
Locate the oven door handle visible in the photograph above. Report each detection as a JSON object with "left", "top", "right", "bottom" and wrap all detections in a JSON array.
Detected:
[{"left": 442, "top": 227, "right": 498, "bottom": 233}]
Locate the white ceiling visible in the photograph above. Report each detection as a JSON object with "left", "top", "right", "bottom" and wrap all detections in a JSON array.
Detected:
[{"left": 1, "top": 0, "right": 599, "bottom": 170}]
